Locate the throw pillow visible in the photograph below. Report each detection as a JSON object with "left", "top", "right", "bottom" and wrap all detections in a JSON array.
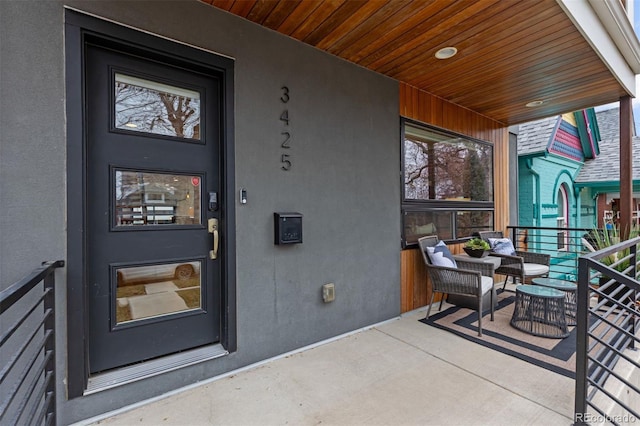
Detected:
[
  {"left": 488, "top": 237, "right": 516, "bottom": 256},
  {"left": 426, "top": 248, "right": 456, "bottom": 268},
  {"left": 434, "top": 240, "right": 457, "bottom": 267},
  {"left": 426, "top": 241, "right": 457, "bottom": 268}
]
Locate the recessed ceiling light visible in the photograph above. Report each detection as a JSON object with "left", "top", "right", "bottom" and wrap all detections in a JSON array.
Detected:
[
  {"left": 125, "top": 122, "right": 138, "bottom": 128},
  {"left": 435, "top": 47, "right": 458, "bottom": 59},
  {"left": 525, "top": 100, "right": 545, "bottom": 107}
]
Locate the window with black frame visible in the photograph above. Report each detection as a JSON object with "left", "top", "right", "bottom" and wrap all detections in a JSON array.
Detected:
[{"left": 402, "top": 120, "right": 495, "bottom": 247}]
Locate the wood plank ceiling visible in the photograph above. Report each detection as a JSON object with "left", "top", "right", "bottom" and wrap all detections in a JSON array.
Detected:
[{"left": 202, "top": 0, "right": 629, "bottom": 126}]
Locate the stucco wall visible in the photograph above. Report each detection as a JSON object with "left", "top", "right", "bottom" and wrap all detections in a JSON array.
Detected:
[{"left": 1, "top": 1, "right": 400, "bottom": 423}]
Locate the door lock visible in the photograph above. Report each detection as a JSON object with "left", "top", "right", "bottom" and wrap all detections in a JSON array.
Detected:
[
  {"left": 208, "top": 218, "right": 219, "bottom": 259},
  {"left": 208, "top": 192, "right": 218, "bottom": 211}
]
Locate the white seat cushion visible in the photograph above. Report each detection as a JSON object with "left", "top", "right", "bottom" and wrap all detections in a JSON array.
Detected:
[
  {"left": 523, "top": 263, "right": 549, "bottom": 276},
  {"left": 481, "top": 276, "right": 494, "bottom": 295}
]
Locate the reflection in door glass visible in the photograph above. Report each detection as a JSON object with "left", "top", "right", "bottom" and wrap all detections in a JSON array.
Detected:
[
  {"left": 115, "top": 170, "right": 201, "bottom": 226},
  {"left": 115, "top": 261, "right": 201, "bottom": 324},
  {"left": 115, "top": 73, "right": 201, "bottom": 139}
]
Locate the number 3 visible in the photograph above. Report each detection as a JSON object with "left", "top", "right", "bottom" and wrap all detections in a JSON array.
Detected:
[{"left": 280, "top": 86, "right": 290, "bottom": 103}]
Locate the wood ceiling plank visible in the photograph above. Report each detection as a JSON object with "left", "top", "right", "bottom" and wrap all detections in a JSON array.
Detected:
[
  {"left": 412, "top": 15, "right": 576, "bottom": 89},
  {"left": 375, "top": 0, "right": 557, "bottom": 77},
  {"left": 498, "top": 83, "right": 624, "bottom": 124},
  {"left": 203, "top": 0, "right": 631, "bottom": 126},
  {"left": 289, "top": 0, "right": 347, "bottom": 40},
  {"left": 328, "top": 1, "right": 435, "bottom": 61},
  {"left": 314, "top": 0, "right": 392, "bottom": 51},
  {"left": 461, "top": 69, "right": 617, "bottom": 113},
  {"left": 443, "top": 41, "right": 598, "bottom": 99},
  {"left": 353, "top": 1, "right": 475, "bottom": 68},
  {"left": 276, "top": 1, "right": 324, "bottom": 35},
  {"left": 437, "top": 66, "right": 619, "bottom": 123},
  {"left": 230, "top": 0, "right": 258, "bottom": 17},
  {"left": 359, "top": 0, "right": 517, "bottom": 70},
  {"left": 449, "top": 72, "right": 605, "bottom": 113},
  {"left": 211, "top": 0, "right": 233, "bottom": 9},
  {"left": 262, "top": 0, "right": 302, "bottom": 30},
  {"left": 247, "top": 0, "right": 279, "bottom": 24},
  {"left": 427, "top": 34, "right": 586, "bottom": 96},
  {"left": 302, "top": 0, "right": 370, "bottom": 45}
]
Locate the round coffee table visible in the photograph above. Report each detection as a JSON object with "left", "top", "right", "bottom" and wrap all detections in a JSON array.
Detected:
[
  {"left": 511, "top": 285, "right": 569, "bottom": 338},
  {"left": 531, "top": 277, "right": 577, "bottom": 326}
]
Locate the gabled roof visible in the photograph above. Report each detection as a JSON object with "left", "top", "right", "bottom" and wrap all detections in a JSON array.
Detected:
[
  {"left": 575, "top": 107, "right": 640, "bottom": 184},
  {"left": 517, "top": 109, "right": 598, "bottom": 162},
  {"left": 516, "top": 116, "right": 559, "bottom": 156}
]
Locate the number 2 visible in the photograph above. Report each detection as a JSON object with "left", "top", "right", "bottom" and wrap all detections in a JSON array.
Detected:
[{"left": 281, "top": 132, "right": 291, "bottom": 148}]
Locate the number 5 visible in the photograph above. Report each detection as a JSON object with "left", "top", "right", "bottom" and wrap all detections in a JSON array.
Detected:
[{"left": 281, "top": 154, "right": 291, "bottom": 171}]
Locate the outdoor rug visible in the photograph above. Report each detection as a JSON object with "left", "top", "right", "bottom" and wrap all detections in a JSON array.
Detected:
[{"left": 419, "top": 290, "right": 577, "bottom": 378}]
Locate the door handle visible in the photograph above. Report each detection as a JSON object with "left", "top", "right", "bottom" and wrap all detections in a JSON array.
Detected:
[{"left": 208, "top": 218, "right": 219, "bottom": 259}]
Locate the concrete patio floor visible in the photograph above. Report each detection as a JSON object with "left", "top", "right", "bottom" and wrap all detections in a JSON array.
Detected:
[{"left": 78, "top": 303, "right": 576, "bottom": 426}]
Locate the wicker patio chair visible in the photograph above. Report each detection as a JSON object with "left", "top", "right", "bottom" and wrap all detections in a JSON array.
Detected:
[
  {"left": 418, "top": 236, "right": 494, "bottom": 337},
  {"left": 478, "top": 231, "right": 550, "bottom": 290}
]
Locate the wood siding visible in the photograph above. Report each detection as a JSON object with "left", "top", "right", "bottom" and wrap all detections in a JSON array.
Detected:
[{"left": 400, "top": 82, "right": 509, "bottom": 312}]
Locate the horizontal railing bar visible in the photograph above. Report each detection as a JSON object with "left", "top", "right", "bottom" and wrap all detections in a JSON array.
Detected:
[
  {"left": 585, "top": 401, "right": 625, "bottom": 426},
  {"left": 7, "top": 351, "right": 51, "bottom": 426},
  {"left": 0, "top": 309, "right": 50, "bottom": 384},
  {"left": 0, "top": 260, "right": 64, "bottom": 313},
  {"left": 587, "top": 306, "right": 635, "bottom": 342},
  {"left": 0, "top": 260, "right": 62, "bottom": 425},
  {"left": 40, "top": 392, "right": 54, "bottom": 426},
  {"left": 17, "top": 366, "right": 52, "bottom": 426},
  {"left": 576, "top": 236, "right": 639, "bottom": 422},
  {"left": 25, "top": 390, "right": 47, "bottom": 426},
  {"left": 0, "top": 331, "right": 50, "bottom": 418},
  {"left": 508, "top": 225, "right": 593, "bottom": 232},
  {"left": 586, "top": 312, "right": 636, "bottom": 378},
  {"left": 0, "top": 290, "right": 47, "bottom": 347},
  {"left": 587, "top": 332, "right": 637, "bottom": 388},
  {"left": 585, "top": 375, "right": 640, "bottom": 422}
]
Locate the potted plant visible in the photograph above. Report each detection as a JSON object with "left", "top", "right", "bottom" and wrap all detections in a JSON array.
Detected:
[{"left": 463, "top": 237, "right": 491, "bottom": 258}]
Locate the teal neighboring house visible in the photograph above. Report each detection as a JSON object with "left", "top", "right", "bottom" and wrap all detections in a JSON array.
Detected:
[
  {"left": 575, "top": 107, "right": 640, "bottom": 229},
  {"left": 517, "top": 108, "right": 600, "bottom": 232},
  {"left": 516, "top": 108, "right": 601, "bottom": 279},
  {"left": 517, "top": 106, "right": 640, "bottom": 279}
]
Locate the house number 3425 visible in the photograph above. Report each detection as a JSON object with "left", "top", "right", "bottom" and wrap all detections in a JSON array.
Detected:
[{"left": 280, "top": 86, "right": 291, "bottom": 171}]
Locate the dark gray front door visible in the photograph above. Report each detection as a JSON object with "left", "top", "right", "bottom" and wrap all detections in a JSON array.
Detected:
[{"left": 85, "top": 43, "right": 222, "bottom": 373}]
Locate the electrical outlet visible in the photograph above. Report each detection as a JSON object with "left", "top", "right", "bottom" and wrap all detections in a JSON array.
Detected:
[{"left": 322, "top": 283, "right": 335, "bottom": 303}]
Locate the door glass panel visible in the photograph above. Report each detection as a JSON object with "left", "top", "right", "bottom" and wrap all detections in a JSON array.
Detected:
[
  {"left": 115, "top": 73, "right": 201, "bottom": 140},
  {"left": 115, "top": 170, "right": 201, "bottom": 226},
  {"left": 115, "top": 261, "right": 202, "bottom": 324}
]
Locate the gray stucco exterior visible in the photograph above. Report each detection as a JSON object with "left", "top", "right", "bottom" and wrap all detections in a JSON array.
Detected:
[{"left": 1, "top": 1, "right": 400, "bottom": 423}]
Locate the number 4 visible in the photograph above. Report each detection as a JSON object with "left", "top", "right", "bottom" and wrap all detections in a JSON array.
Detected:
[{"left": 280, "top": 110, "right": 289, "bottom": 125}]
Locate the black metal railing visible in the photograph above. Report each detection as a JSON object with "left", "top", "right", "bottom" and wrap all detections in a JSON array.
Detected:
[
  {"left": 574, "top": 238, "right": 639, "bottom": 425},
  {"left": 0, "top": 260, "right": 64, "bottom": 426},
  {"left": 506, "top": 226, "right": 594, "bottom": 282}
]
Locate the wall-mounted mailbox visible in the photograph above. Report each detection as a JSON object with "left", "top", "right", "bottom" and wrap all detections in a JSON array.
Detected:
[{"left": 274, "top": 212, "right": 303, "bottom": 245}]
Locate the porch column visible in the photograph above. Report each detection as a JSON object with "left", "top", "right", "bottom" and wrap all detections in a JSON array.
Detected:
[{"left": 619, "top": 95, "right": 633, "bottom": 237}]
